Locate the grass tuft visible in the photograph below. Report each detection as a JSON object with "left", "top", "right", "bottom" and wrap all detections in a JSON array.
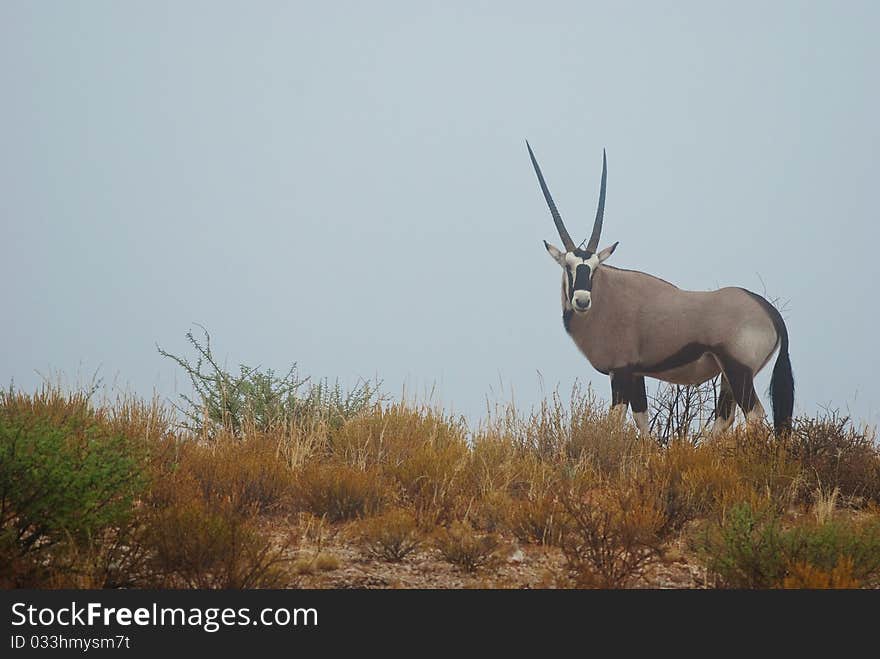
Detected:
[{"left": 4, "top": 343, "right": 880, "bottom": 589}]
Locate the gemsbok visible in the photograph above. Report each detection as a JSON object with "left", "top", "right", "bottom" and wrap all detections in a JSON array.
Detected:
[{"left": 527, "top": 142, "right": 794, "bottom": 436}]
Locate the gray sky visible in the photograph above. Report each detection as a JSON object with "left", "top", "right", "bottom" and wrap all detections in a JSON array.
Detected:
[{"left": 2, "top": 1, "right": 878, "bottom": 427}]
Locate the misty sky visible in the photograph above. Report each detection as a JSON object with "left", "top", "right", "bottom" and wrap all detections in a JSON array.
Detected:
[{"left": 2, "top": 1, "right": 878, "bottom": 428}]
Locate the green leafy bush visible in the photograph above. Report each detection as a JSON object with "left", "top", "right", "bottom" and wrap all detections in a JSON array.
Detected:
[
  {"left": 0, "top": 387, "right": 147, "bottom": 586},
  {"left": 783, "top": 517, "right": 880, "bottom": 584},
  {"left": 158, "top": 326, "right": 379, "bottom": 437},
  {"left": 696, "top": 503, "right": 880, "bottom": 588},
  {"left": 694, "top": 503, "right": 786, "bottom": 588}
]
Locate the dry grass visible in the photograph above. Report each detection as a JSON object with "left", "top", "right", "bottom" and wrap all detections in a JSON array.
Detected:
[
  {"left": 291, "top": 552, "right": 341, "bottom": 575},
  {"left": 434, "top": 521, "right": 503, "bottom": 572},
  {"left": 354, "top": 508, "right": 422, "bottom": 562},
  {"left": 141, "top": 499, "right": 289, "bottom": 588},
  {"left": 3, "top": 381, "right": 879, "bottom": 589},
  {"left": 781, "top": 558, "right": 861, "bottom": 589},
  {"left": 175, "top": 434, "right": 296, "bottom": 514},
  {"left": 555, "top": 469, "right": 669, "bottom": 588},
  {"left": 295, "top": 463, "right": 388, "bottom": 521}
]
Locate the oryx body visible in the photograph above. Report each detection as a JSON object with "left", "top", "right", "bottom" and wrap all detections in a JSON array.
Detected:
[{"left": 528, "top": 142, "right": 793, "bottom": 436}]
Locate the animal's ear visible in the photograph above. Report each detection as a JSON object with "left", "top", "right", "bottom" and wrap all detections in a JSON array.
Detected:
[
  {"left": 544, "top": 240, "right": 565, "bottom": 264},
  {"left": 596, "top": 241, "right": 619, "bottom": 264}
]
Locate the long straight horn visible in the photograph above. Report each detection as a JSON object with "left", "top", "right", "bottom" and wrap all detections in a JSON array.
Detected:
[
  {"left": 526, "top": 141, "right": 576, "bottom": 252},
  {"left": 585, "top": 149, "right": 607, "bottom": 254}
]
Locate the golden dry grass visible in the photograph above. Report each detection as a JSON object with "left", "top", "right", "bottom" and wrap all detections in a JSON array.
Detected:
[{"left": 2, "top": 383, "right": 879, "bottom": 588}]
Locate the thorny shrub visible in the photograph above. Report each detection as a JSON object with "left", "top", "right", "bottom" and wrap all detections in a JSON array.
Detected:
[
  {"left": 434, "top": 520, "right": 503, "bottom": 572},
  {"left": 354, "top": 508, "right": 422, "bottom": 562}
]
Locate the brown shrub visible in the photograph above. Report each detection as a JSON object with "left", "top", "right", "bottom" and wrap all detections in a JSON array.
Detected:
[
  {"left": 136, "top": 439, "right": 292, "bottom": 589},
  {"left": 781, "top": 558, "right": 861, "bottom": 589},
  {"left": 493, "top": 384, "right": 640, "bottom": 470},
  {"left": 0, "top": 384, "right": 94, "bottom": 429},
  {"left": 106, "top": 394, "right": 174, "bottom": 445},
  {"left": 9, "top": 377, "right": 880, "bottom": 590},
  {"left": 434, "top": 521, "right": 502, "bottom": 572},
  {"left": 390, "top": 440, "right": 469, "bottom": 525},
  {"left": 294, "top": 463, "right": 388, "bottom": 521},
  {"left": 711, "top": 426, "right": 802, "bottom": 513},
  {"left": 509, "top": 493, "right": 567, "bottom": 546},
  {"left": 467, "top": 489, "right": 515, "bottom": 534},
  {"left": 329, "top": 402, "right": 468, "bottom": 467},
  {"left": 645, "top": 440, "right": 762, "bottom": 527},
  {"left": 505, "top": 463, "right": 568, "bottom": 545},
  {"left": 182, "top": 435, "right": 295, "bottom": 514},
  {"left": 465, "top": 435, "right": 520, "bottom": 499},
  {"left": 786, "top": 414, "right": 880, "bottom": 504},
  {"left": 648, "top": 378, "right": 718, "bottom": 445},
  {"left": 355, "top": 508, "right": 422, "bottom": 562},
  {"left": 292, "top": 552, "right": 340, "bottom": 575},
  {"left": 142, "top": 498, "right": 288, "bottom": 588},
  {"left": 558, "top": 471, "right": 669, "bottom": 588}
]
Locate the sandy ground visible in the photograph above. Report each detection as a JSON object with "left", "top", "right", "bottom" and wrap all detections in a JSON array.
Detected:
[{"left": 266, "top": 517, "right": 710, "bottom": 589}]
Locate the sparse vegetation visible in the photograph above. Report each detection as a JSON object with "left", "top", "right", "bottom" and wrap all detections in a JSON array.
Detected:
[
  {"left": 355, "top": 508, "right": 422, "bottom": 562},
  {"left": 434, "top": 521, "right": 503, "bottom": 572},
  {"left": 295, "top": 463, "right": 388, "bottom": 522},
  {"left": 291, "top": 552, "right": 340, "bottom": 575},
  {"left": 649, "top": 378, "right": 719, "bottom": 444},
  {"left": 556, "top": 470, "right": 669, "bottom": 588},
  {"left": 3, "top": 335, "right": 879, "bottom": 588},
  {"left": 142, "top": 498, "right": 288, "bottom": 588},
  {"left": 787, "top": 413, "right": 880, "bottom": 504},
  {"left": 157, "top": 326, "right": 378, "bottom": 437},
  {"left": 693, "top": 502, "right": 880, "bottom": 588}
]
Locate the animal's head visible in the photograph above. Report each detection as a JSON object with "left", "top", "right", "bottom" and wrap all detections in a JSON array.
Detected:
[{"left": 527, "top": 142, "right": 618, "bottom": 315}]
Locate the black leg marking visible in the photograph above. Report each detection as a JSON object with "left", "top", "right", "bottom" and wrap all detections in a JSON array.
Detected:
[
  {"left": 715, "top": 375, "right": 735, "bottom": 421},
  {"left": 718, "top": 358, "right": 759, "bottom": 416},
  {"left": 610, "top": 373, "right": 631, "bottom": 408},
  {"left": 631, "top": 376, "right": 648, "bottom": 414}
]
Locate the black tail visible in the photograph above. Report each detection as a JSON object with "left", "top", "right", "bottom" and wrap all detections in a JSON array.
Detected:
[
  {"left": 766, "top": 309, "right": 794, "bottom": 435},
  {"left": 769, "top": 335, "right": 794, "bottom": 435},
  {"left": 742, "top": 289, "right": 794, "bottom": 435}
]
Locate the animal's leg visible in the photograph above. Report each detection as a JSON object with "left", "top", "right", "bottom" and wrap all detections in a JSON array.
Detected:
[
  {"left": 610, "top": 373, "right": 631, "bottom": 428},
  {"left": 718, "top": 358, "right": 766, "bottom": 427},
  {"left": 709, "top": 374, "right": 736, "bottom": 436},
  {"left": 630, "top": 376, "right": 650, "bottom": 435}
]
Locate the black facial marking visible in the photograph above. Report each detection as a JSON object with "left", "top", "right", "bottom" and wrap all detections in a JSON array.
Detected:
[
  {"left": 573, "top": 263, "right": 593, "bottom": 292},
  {"left": 562, "top": 309, "right": 573, "bottom": 333}
]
